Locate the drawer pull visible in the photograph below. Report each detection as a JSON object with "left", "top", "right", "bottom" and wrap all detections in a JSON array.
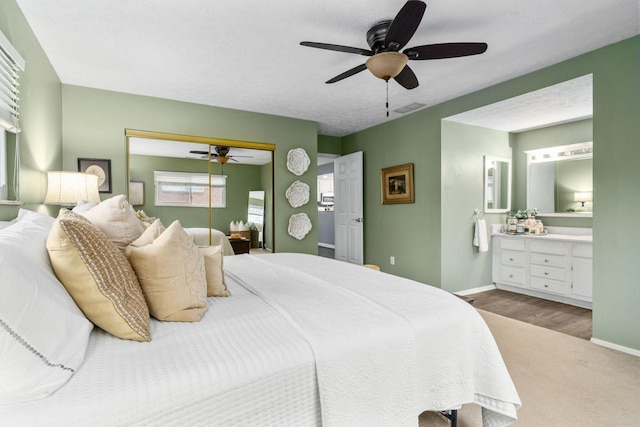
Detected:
[
  {"left": 509, "top": 257, "right": 514, "bottom": 261},
  {"left": 509, "top": 274, "right": 514, "bottom": 278},
  {"left": 544, "top": 259, "right": 550, "bottom": 263},
  {"left": 544, "top": 272, "right": 549, "bottom": 276},
  {"left": 544, "top": 284, "right": 549, "bottom": 288}
]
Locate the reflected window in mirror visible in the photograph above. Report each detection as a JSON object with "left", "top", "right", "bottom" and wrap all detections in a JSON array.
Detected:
[
  {"left": 526, "top": 142, "right": 592, "bottom": 216},
  {"left": 484, "top": 156, "right": 512, "bottom": 213}
]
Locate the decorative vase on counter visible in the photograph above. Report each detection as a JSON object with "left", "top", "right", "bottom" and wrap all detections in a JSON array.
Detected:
[{"left": 507, "top": 215, "right": 518, "bottom": 234}]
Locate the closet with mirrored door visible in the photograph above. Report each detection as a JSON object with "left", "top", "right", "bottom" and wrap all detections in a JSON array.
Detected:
[{"left": 125, "top": 129, "right": 275, "bottom": 253}]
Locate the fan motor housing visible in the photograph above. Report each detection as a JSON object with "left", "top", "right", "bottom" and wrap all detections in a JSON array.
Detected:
[{"left": 366, "top": 21, "right": 392, "bottom": 53}]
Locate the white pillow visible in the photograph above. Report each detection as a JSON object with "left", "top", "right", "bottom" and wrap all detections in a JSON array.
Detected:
[
  {"left": 0, "top": 209, "right": 93, "bottom": 404},
  {"left": 78, "top": 194, "right": 145, "bottom": 252}
]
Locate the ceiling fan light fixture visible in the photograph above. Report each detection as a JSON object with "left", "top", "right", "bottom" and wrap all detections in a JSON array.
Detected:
[{"left": 365, "top": 52, "right": 408, "bottom": 81}]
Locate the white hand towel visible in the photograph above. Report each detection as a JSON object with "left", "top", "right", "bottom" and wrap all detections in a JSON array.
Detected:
[{"left": 474, "top": 218, "right": 489, "bottom": 253}]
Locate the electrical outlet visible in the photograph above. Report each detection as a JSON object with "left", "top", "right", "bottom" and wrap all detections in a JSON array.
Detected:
[{"left": 390, "top": 256, "right": 395, "bottom": 265}]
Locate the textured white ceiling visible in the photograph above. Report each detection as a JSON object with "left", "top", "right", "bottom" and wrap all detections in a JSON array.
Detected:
[
  {"left": 445, "top": 74, "right": 593, "bottom": 132},
  {"left": 15, "top": 0, "right": 640, "bottom": 137}
]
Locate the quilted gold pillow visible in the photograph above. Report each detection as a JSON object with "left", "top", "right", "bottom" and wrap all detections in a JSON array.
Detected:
[
  {"left": 126, "top": 220, "right": 208, "bottom": 322},
  {"left": 199, "top": 245, "right": 230, "bottom": 297},
  {"left": 46, "top": 210, "right": 151, "bottom": 342}
]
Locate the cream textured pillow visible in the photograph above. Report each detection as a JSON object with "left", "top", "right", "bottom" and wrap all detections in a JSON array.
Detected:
[
  {"left": 78, "top": 194, "right": 145, "bottom": 252},
  {"left": 46, "top": 210, "right": 151, "bottom": 342},
  {"left": 126, "top": 220, "right": 208, "bottom": 322},
  {"left": 199, "top": 245, "right": 230, "bottom": 297}
]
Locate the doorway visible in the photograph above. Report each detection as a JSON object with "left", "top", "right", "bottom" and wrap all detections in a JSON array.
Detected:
[{"left": 317, "top": 154, "right": 337, "bottom": 259}]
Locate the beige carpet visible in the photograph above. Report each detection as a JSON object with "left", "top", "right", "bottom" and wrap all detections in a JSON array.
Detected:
[{"left": 419, "top": 309, "right": 640, "bottom": 426}]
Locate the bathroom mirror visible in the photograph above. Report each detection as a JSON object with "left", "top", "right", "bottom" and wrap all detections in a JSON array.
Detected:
[
  {"left": 526, "top": 142, "right": 592, "bottom": 216},
  {"left": 484, "top": 156, "right": 512, "bottom": 213}
]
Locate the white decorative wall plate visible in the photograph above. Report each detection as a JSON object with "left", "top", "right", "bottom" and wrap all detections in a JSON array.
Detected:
[
  {"left": 288, "top": 213, "right": 312, "bottom": 240},
  {"left": 285, "top": 181, "right": 310, "bottom": 208},
  {"left": 286, "top": 148, "right": 310, "bottom": 176}
]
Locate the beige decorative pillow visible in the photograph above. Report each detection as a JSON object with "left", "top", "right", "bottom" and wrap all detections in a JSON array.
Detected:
[
  {"left": 199, "top": 245, "right": 230, "bottom": 297},
  {"left": 79, "top": 195, "right": 145, "bottom": 252},
  {"left": 46, "top": 210, "right": 151, "bottom": 342},
  {"left": 127, "top": 218, "right": 165, "bottom": 248},
  {"left": 126, "top": 220, "right": 208, "bottom": 322}
]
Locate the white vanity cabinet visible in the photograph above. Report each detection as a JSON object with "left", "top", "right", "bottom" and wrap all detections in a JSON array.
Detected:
[{"left": 492, "top": 234, "right": 593, "bottom": 308}]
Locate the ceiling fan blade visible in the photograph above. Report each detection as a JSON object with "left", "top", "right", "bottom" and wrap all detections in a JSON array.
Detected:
[
  {"left": 189, "top": 150, "right": 210, "bottom": 155},
  {"left": 404, "top": 42, "right": 488, "bottom": 60},
  {"left": 300, "top": 41, "right": 373, "bottom": 56},
  {"left": 326, "top": 63, "right": 367, "bottom": 84},
  {"left": 394, "top": 65, "right": 419, "bottom": 89},
  {"left": 384, "top": 0, "right": 426, "bottom": 51}
]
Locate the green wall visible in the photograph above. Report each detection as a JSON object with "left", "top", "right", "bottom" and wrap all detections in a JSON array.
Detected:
[
  {"left": 441, "top": 121, "right": 511, "bottom": 292},
  {"left": 61, "top": 85, "right": 318, "bottom": 254},
  {"left": 0, "top": 0, "right": 62, "bottom": 220},
  {"left": 512, "top": 119, "right": 593, "bottom": 228},
  {"left": 130, "top": 154, "right": 263, "bottom": 230},
  {"left": 318, "top": 134, "right": 342, "bottom": 155},
  {"left": 344, "top": 36, "right": 640, "bottom": 351}
]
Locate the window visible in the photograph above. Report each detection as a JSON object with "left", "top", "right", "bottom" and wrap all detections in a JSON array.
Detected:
[
  {"left": 153, "top": 171, "right": 226, "bottom": 208},
  {"left": 0, "top": 31, "right": 24, "bottom": 202},
  {"left": 0, "top": 30, "right": 25, "bottom": 133}
]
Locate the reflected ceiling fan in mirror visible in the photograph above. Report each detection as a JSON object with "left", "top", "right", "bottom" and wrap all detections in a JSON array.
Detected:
[
  {"left": 189, "top": 146, "right": 254, "bottom": 165},
  {"left": 300, "top": 0, "right": 487, "bottom": 115}
]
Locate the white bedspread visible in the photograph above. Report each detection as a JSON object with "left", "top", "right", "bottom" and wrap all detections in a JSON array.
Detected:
[
  {"left": 184, "top": 227, "right": 234, "bottom": 255},
  {"left": 2, "top": 253, "right": 520, "bottom": 427},
  {"left": 226, "top": 254, "right": 521, "bottom": 426},
  {"left": 226, "top": 255, "right": 420, "bottom": 426}
]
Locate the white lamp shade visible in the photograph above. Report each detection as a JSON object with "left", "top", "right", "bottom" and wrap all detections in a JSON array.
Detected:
[
  {"left": 573, "top": 192, "right": 592, "bottom": 203},
  {"left": 44, "top": 171, "right": 101, "bottom": 206}
]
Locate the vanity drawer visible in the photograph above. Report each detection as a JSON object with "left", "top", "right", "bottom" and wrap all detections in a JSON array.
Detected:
[
  {"left": 530, "top": 265, "right": 567, "bottom": 282},
  {"left": 501, "top": 251, "right": 525, "bottom": 267},
  {"left": 500, "top": 238, "right": 525, "bottom": 251},
  {"left": 530, "top": 276, "right": 567, "bottom": 295},
  {"left": 529, "top": 240, "right": 566, "bottom": 255},
  {"left": 572, "top": 244, "right": 592, "bottom": 258},
  {"left": 530, "top": 252, "right": 566, "bottom": 268},
  {"left": 499, "top": 267, "right": 525, "bottom": 286}
]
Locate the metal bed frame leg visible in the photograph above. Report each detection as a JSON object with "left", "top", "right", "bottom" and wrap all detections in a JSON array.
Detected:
[{"left": 440, "top": 409, "right": 458, "bottom": 427}]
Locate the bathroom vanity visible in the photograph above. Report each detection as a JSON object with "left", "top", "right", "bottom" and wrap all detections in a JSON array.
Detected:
[{"left": 492, "top": 228, "right": 593, "bottom": 308}]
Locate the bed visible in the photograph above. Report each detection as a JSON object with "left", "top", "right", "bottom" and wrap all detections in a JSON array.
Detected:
[
  {"left": 0, "top": 207, "right": 520, "bottom": 426},
  {"left": 184, "top": 227, "right": 235, "bottom": 255}
]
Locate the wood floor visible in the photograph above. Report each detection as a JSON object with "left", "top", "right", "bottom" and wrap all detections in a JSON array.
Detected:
[{"left": 465, "top": 289, "right": 592, "bottom": 340}]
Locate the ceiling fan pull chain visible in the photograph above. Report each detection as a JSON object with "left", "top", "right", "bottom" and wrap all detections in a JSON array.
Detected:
[{"left": 386, "top": 80, "right": 389, "bottom": 117}]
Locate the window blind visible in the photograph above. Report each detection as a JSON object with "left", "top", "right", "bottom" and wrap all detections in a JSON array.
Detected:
[
  {"left": 0, "top": 30, "right": 25, "bottom": 133},
  {"left": 154, "top": 171, "right": 226, "bottom": 186}
]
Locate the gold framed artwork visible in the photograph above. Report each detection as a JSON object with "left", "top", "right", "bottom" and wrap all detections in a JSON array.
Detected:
[
  {"left": 381, "top": 163, "right": 414, "bottom": 205},
  {"left": 78, "top": 158, "right": 112, "bottom": 193},
  {"left": 128, "top": 181, "right": 144, "bottom": 206}
]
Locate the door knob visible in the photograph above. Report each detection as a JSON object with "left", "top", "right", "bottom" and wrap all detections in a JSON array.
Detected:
[{"left": 353, "top": 217, "right": 364, "bottom": 223}]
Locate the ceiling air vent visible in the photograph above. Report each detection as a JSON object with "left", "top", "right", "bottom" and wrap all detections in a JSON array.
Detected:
[{"left": 394, "top": 102, "right": 426, "bottom": 114}]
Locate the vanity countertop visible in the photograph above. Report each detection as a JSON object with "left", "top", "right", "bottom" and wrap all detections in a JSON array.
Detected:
[{"left": 493, "top": 232, "right": 592, "bottom": 243}]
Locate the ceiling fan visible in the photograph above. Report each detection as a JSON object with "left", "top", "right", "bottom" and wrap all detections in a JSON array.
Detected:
[
  {"left": 189, "top": 146, "right": 253, "bottom": 164},
  {"left": 300, "top": 0, "right": 488, "bottom": 89}
]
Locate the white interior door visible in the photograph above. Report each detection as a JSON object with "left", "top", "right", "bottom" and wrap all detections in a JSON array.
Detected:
[{"left": 334, "top": 151, "right": 363, "bottom": 264}]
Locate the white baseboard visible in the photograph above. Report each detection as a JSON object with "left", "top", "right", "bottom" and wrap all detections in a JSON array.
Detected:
[
  {"left": 454, "top": 284, "right": 496, "bottom": 296},
  {"left": 318, "top": 243, "right": 335, "bottom": 249},
  {"left": 590, "top": 338, "right": 640, "bottom": 358}
]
